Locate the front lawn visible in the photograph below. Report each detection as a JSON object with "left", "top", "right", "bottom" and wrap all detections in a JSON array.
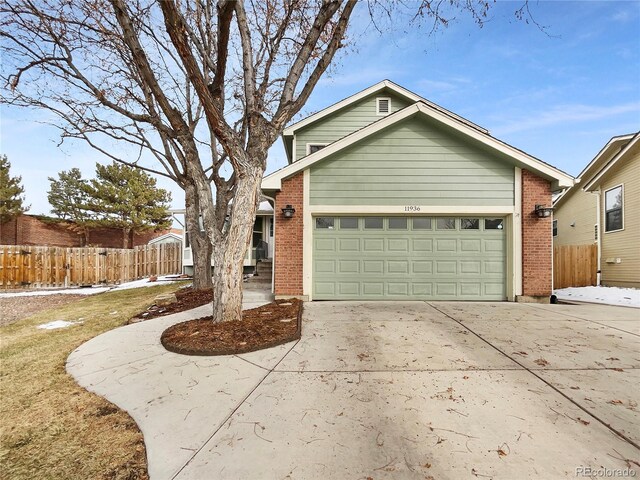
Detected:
[{"left": 0, "top": 283, "right": 186, "bottom": 480}]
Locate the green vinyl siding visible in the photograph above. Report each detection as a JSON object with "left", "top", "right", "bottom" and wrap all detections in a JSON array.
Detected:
[
  {"left": 295, "top": 90, "right": 412, "bottom": 161},
  {"left": 309, "top": 115, "right": 515, "bottom": 206}
]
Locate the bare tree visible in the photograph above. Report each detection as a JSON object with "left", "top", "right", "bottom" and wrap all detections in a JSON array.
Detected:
[{"left": 1, "top": 0, "right": 524, "bottom": 322}]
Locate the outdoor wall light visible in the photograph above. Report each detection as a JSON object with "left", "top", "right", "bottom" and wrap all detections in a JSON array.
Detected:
[
  {"left": 534, "top": 204, "right": 554, "bottom": 218},
  {"left": 281, "top": 204, "right": 296, "bottom": 218}
]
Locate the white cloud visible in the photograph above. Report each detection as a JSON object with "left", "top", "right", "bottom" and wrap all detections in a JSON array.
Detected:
[{"left": 492, "top": 101, "right": 640, "bottom": 135}]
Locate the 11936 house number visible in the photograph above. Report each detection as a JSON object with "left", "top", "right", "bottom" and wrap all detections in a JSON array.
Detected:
[{"left": 404, "top": 206, "right": 421, "bottom": 212}]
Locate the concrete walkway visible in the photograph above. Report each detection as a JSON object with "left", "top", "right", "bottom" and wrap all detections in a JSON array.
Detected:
[{"left": 67, "top": 300, "right": 640, "bottom": 479}]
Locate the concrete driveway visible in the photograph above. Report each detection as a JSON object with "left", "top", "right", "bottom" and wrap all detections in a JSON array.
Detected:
[{"left": 67, "top": 301, "right": 640, "bottom": 479}]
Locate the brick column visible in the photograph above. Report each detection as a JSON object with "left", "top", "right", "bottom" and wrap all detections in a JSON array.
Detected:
[
  {"left": 521, "top": 169, "right": 552, "bottom": 300},
  {"left": 273, "top": 172, "right": 304, "bottom": 296}
]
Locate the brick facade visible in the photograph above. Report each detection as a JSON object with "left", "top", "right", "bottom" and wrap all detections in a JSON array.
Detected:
[
  {"left": 0, "top": 215, "right": 178, "bottom": 248},
  {"left": 273, "top": 172, "right": 304, "bottom": 296},
  {"left": 521, "top": 169, "right": 553, "bottom": 298}
]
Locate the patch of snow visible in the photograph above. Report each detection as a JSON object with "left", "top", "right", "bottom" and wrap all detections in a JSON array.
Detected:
[
  {"left": 37, "top": 320, "right": 83, "bottom": 330},
  {"left": 0, "top": 275, "right": 182, "bottom": 298},
  {"left": 554, "top": 286, "right": 640, "bottom": 308}
]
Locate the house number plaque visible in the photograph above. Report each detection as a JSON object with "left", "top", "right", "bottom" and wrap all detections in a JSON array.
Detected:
[{"left": 404, "top": 206, "right": 421, "bottom": 212}]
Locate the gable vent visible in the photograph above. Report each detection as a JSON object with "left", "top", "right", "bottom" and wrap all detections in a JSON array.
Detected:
[{"left": 376, "top": 97, "right": 391, "bottom": 115}]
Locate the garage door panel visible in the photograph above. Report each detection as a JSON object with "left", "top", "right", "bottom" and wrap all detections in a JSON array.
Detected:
[
  {"left": 338, "top": 283, "right": 359, "bottom": 296},
  {"left": 412, "top": 283, "right": 433, "bottom": 296},
  {"left": 387, "top": 260, "right": 409, "bottom": 274},
  {"left": 484, "top": 239, "right": 504, "bottom": 252},
  {"left": 363, "top": 260, "right": 384, "bottom": 274},
  {"left": 435, "top": 260, "right": 457, "bottom": 274},
  {"left": 460, "top": 283, "right": 482, "bottom": 297},
  {"left": 313, "top": 216, "right": 505, "bottom": 300},
  {"left": 363, "top": 238, "right": 384, "bottom": 252},
  {"left": 315, "top": 238, "right": 335, "bottom": 251},
  {"left": 315, "top": 260, "right": 336, "bottom": 274},
  {"left": 435, "top": 283, "right": 457, "bottom": 296},
  {"left": 362, "top": 283, "right": 384, "bottom": 295},
  {"left": 412, "top": 260, "right": 433, "bottom": 274},
  {"left": 387, "top": 282, "right": 409, "bottom": 296},
  {"left": 338, "top": 260, "right": 359, "bottom": 274},
  {"left": 388, "top": 238, "right": 410, "bottom": 252},
  {"left": 412, "top": 238, "right": 433, "bottom": 252},
  {"left": 435, "top": 239, "right": 457, "bottom": 252},
  {"left": 460, "top": 239, "right": 481, "bottom": 252},
  {"left": 460, "top": 261, "right": 481, "bottom": 274},
  {"left": 339, "top": 238, "right": 360, "bottom": 252}
]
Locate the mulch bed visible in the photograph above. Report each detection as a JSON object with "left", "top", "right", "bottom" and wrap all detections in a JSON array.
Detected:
[
  {"left": 161, "top": 298, "right": 302, "bottom": 356},
  {"left": 132, "top": 287, "right": 213, "bottom": 321}
]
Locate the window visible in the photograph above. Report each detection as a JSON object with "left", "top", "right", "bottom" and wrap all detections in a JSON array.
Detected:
[
  {"left": 436, "top": 217, "right": 456, "bottom": 230},
  {"left": 388, "top": 217, "right": 407, "bottom": 229},
  {"left": 552, "top": 219, "right": 558, "bottom": 237},
  {"left": 604, "top": 185, "right": 623, "bottom": 232},
  {"left": 461, "top": 218, "right": 479, "bottom": 230},
  {"left": 315, "top": 217, "right": 334, "bottom": 229},
  {"left": 413, "top": 218, "right": 432, "bottom": 229},
  {"left": 364, "top": 217, "right": 383, "bottom": 229},
  {"left": 340, "top": 217, "right": 358, "bottom": 229},
  {"left": 307, "top": 144, "right": 326, "bottom": 155},
  {"left": 376, "top": 97, "right": 391, "bottom": 115},
  {"left": 185, "top": 232, "right": 190, "bottom": 248},
  {"left": 485, "top": 218, "right": 504, "bottom": 230}
]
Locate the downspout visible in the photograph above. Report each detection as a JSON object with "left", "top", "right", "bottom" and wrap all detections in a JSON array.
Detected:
[
  {"left": 593, "top": 188, "right": 602, "bottom": 286},
  {"left": 262, "top": 194, "right": 277, "bottom": 295}
]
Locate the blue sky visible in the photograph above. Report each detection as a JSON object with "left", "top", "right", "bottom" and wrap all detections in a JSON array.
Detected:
[{"left": 2, "top": 0, "right": 639, "bottom": 216}]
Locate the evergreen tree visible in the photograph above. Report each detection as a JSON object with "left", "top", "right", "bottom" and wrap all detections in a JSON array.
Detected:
[
  {"left": 87, "top": 162, "right": 172, "bottom": 248},
  {"left": 0, "top": 155, "right": 29, "bottom": 223},
  {"left": 47, "top": 168, "right": 93, "bottom": 244}
]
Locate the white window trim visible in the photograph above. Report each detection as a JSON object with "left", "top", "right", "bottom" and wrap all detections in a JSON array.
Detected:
[
  {"left": 306, "top": 143, "right": 327, "bottom": 156},
  {"left": 376, "top": 97, "right": 391, "bottom": 115},
  {"left": 603, "top": 183, "right": 624, "bottom": 233}
]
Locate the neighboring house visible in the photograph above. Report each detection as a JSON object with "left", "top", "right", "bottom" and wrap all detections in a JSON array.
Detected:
[
  {"left": 554, "top": 133, "right": 639, "bottom": 288},
  {"left": 174, "top": 201, "right": 274, "bottom": 276},
  {"left": 262, "top": 80, "right": 573, "bottom": 302},
  {"left": 0, "top": 214, "right": 181, "bottom": 248},
  {"left": 147, "top": 232, "right": 183, "bottom": 246}
]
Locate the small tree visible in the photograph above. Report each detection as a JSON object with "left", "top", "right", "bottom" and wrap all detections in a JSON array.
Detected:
[
  {"left": 0, "top": 154, "right": 29, "bottom": 223},
  {"left": 47, "top": 168, "right": 93, "bottom": 244},
  {"left": 87, "top": 163, "right": 172, "bottom": 248}
]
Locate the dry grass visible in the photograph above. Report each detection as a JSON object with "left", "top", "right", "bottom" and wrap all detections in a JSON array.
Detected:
[{"left": 0, "top": 283, "right": 187, "bottom": 480}]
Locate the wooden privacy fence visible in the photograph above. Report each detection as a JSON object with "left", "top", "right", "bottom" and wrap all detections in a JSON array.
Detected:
[
  {"left": 1, "top": 243, "right": 182, "bottom": 289},
  {"left": 554, "top": 244, "right": 597, "bottom": 289}
]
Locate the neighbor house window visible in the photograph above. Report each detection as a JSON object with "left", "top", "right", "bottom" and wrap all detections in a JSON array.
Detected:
[
  {"left": 604, "top": 185, "right": 623, "bottom": 232},
  {"left": 376, "top": 97, "right": 391, "bottom": 115},
  {"left": 553, "top": 219, "right": 558, "bottom": 237},
  {"left": 307, "top": 144, "right": 326, "bottom": 155}
]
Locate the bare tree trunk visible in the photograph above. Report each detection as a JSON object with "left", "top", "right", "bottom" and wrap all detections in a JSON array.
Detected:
[
  {"left": 184, "top": 183, "right": 213, "bottom": 290},
  {"left": 210, "top": 165, "right": 263, "bottom": 323}
]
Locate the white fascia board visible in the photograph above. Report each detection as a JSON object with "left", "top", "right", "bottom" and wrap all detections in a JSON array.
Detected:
[
  {"left": 263, "top": 101, "right": 574, "bottom": 191},
  {"left": 577, "top": 133, "right": 635, "bottom": 183},
  {"left": 583, "top": 132, "right": 640, "bottom": 192}
]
